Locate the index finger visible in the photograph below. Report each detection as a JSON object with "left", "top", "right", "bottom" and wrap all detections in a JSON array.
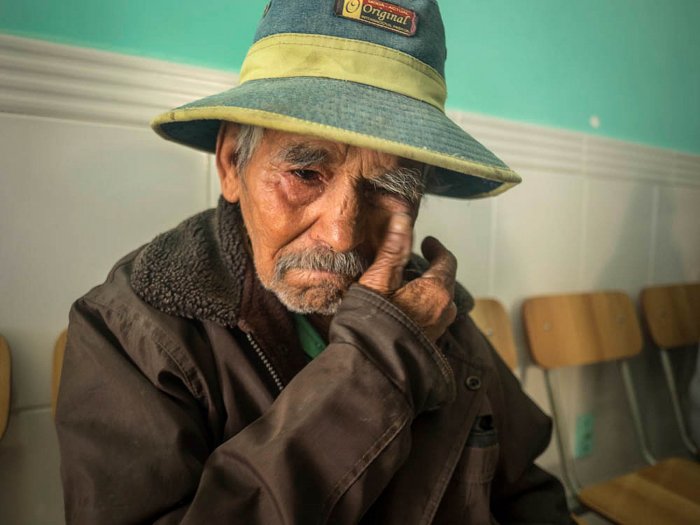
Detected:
[
  {"left": 358, "top": 211, "right": 413, "bottom": 294},
  {"left": 420, "top": 236, "right": 457, "bottom": 289}
]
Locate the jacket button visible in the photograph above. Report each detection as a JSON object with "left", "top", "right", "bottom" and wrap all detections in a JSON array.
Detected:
[{"left": 465, "top": 375, "right": 481, "bottom": 390}]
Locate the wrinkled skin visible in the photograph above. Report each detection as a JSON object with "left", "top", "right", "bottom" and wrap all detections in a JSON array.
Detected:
[{"left": 216, "top": 125, "right": 457, "bottom": 341}]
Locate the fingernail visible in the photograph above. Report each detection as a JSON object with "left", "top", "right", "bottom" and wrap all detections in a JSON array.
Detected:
[{"left": 390, "top": 213, "right": 412, "bottom": 233}]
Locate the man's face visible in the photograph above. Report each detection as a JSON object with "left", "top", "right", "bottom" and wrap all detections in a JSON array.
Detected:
[{"left": 217, "top": 126, "right": 423, "bottom": 315}]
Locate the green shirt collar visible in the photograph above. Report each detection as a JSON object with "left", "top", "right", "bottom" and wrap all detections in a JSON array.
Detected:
[{"left": 293, "top": 313, "right": 327, "bottom": 360}]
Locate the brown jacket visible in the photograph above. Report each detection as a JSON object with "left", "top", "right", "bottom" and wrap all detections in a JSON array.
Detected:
[{"left": 56, "top": 201, "right": 570, "bottom": 524}]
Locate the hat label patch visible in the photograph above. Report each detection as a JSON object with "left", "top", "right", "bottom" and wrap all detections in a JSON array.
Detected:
[{"left": 334, "top": 0, "right": 417, "bottom": 37}]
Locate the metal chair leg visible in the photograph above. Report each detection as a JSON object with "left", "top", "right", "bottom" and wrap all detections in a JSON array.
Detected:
[{"left": 659, "top": 349, "right": 699, "bottom": 456}]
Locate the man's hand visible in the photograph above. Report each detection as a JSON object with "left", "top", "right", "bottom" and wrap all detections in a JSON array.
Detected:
[{"left": 359, "top": 212, "right": 458, "bottom": 342}]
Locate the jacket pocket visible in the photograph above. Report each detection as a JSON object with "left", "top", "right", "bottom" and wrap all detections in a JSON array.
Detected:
[
  {"left": 462, "top": 414, "right": 499, "bottom": 489},
  {"left": 432, "top": 413, "right": 501, "bottom": 524},
  {"left": 450, "top": 415, "right": 500, "bottom": 524}
]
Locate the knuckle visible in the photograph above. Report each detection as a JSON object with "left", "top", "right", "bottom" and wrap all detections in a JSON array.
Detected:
[
  {"left": 435, "top": 302, "right": 457, "bottom": 328},
  {"left": 433, "top": 287, "right": 451, "bottom": 308},
  {"left": 379, "top": 238, "right": 403, "bottom": 257}
]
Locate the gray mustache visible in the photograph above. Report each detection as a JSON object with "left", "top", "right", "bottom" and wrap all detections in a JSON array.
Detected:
[{"left": 273, "top": 247, "right": 370, "bottom": 281}]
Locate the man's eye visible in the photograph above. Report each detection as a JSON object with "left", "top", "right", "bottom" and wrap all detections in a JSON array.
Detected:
[{"left": 290, "top": 169, "right": 321, "bottom": 182}]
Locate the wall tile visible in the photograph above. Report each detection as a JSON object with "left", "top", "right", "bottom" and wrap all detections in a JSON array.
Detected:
[
  {"left": 0, "top": 114, "right": 210, "bottom": 409},
  {"left": 493, "top": 169, "right": 585, "bottom": 305},
  {"left": 582, "top": 178, "right": 654, "bottom": 295},
  {"left": 653, "top": 185, "right": 700, "bottom": 284}
]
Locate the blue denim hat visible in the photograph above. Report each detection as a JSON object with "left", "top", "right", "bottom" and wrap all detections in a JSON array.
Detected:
[{"left": 151, "top": 0, "right": 521, "bottom": 199}]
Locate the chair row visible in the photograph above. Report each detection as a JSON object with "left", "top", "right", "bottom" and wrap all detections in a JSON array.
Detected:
[{"left": 470, "top": 282, "right": 700, "bottom": 525}]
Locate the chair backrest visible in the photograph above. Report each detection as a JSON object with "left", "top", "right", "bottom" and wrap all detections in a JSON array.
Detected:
[
  {"left": 640, "top": 282, "right": 700, "bottom": 349},
  {"left": 52, "top": 329, "right": 68, "bottom": 417},
  {"left": 0, "top": 335, "right": 11, "bottom": 440},
  {"left": 471, "top": 298, "right": 518, "bottom": 370},
  {"left": 522, "top": 291, "right": 643, "bottom": 369},
  {"left": 640, "top": 283, "right": 700, "bottom": 456}
]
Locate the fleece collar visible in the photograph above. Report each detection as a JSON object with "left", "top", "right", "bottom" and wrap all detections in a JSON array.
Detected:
[
  {"left": 129, "top": 198, "right": 474, "bottom": 328},
  {"left": 130, "top": 198, "right": 247, "bottom": 327}
]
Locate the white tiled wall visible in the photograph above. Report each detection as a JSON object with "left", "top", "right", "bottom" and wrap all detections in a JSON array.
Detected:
[
  {"left": 654, "top": 185, "right": 700, "bottom": 284},
  {"left": 0, "top": 113, "right": 212, "bottom": 524},
  {"left": 1, "top": 35, "right": 699, "bottom": 523},
  {"left": 492, "top": 169, "right": 586, "bottom": 300},
  {"left": 581, "top": 178, "right": 655, "bottom": 294},
  {"left": 1, "top": 115, "right": 210, "bottom": 409}
]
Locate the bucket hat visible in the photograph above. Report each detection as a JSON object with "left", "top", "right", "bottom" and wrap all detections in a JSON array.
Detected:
[{"left": 151, "top": 0, "right": 520, "bottom": 199}]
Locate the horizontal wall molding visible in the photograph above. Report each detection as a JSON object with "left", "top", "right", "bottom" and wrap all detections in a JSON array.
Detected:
[
  {"left": 450, "top": 111, "right": 700, "bottom": 187},
  {"left": 0, "top": 34, "right": 238, "bottom": 128},
  {"left": 1, "top": 33, "right": 699, "bottom": 186}
]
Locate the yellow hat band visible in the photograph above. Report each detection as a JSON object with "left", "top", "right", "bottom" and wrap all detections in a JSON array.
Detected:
[{"left": 239, "top": 33, "right": 447, "bottom": 111}]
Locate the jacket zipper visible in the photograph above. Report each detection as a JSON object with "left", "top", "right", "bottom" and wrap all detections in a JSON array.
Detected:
[{"left": 245, "top": 332, "right": 284, "bottom": 393}]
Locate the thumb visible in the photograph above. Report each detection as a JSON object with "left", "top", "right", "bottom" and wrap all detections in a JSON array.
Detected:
[{"left": 359, "top": 212, "right": 413, "bottom": 295}]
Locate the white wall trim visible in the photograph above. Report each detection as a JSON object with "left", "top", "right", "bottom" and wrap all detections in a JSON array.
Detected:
[
  {"left": 0, "top": 34, "right": 238, "bottom": 128},
  {"left": 449, "top": 111, "right": 700, "bottom": 187},
  {"left": 2, "top": 33, "right": 699, "bottom": 185}
]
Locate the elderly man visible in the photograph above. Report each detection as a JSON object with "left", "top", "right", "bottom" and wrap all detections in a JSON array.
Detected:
[{"left": 56, "top": 0, "right": 571, "bottom": 523}]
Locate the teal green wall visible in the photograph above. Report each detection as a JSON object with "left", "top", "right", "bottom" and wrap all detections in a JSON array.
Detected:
[{"left": 1, "top": 0, "right": 698, "bottom": 154}]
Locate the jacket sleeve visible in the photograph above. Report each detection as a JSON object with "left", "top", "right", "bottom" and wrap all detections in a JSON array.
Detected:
[
  {"left": 485, "top": 338, "right": 573, "bottom": 524},
  {"left": 56, "top": 283, "right": 454, "bottom": 525}
]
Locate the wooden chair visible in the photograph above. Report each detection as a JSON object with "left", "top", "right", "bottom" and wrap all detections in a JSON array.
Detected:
[
  {"left": 522, "top": 291, "right": 700, "bottom": 525},
  {"left": 471, "top": 298, "right": 518, "bottom": 371},
  {"left": 0, "top": 335, "right": 11, "bottom": 440},
  {"left": 641, "top": 282, "right": 700, "bottom": 455},
  {"left": 52, "top": 329, "right": 68, "bottom": 418}
]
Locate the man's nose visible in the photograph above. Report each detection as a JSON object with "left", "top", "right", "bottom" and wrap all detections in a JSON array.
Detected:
[{"left": 312, "top": 183, "right": 365, "bottom": 253}]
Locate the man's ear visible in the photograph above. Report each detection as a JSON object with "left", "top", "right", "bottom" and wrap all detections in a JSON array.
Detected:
[{"left": 215, "top": 122, "right": 241, "bottom": 203}]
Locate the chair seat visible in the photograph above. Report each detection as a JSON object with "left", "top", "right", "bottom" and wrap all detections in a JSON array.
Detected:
[{"left": 579, "top": 458, "right": 700, "bottom": 525}]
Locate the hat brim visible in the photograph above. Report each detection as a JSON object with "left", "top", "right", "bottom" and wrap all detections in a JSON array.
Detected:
[{"left": 152, "top": 77, "right": 520, "bottom": 199}]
